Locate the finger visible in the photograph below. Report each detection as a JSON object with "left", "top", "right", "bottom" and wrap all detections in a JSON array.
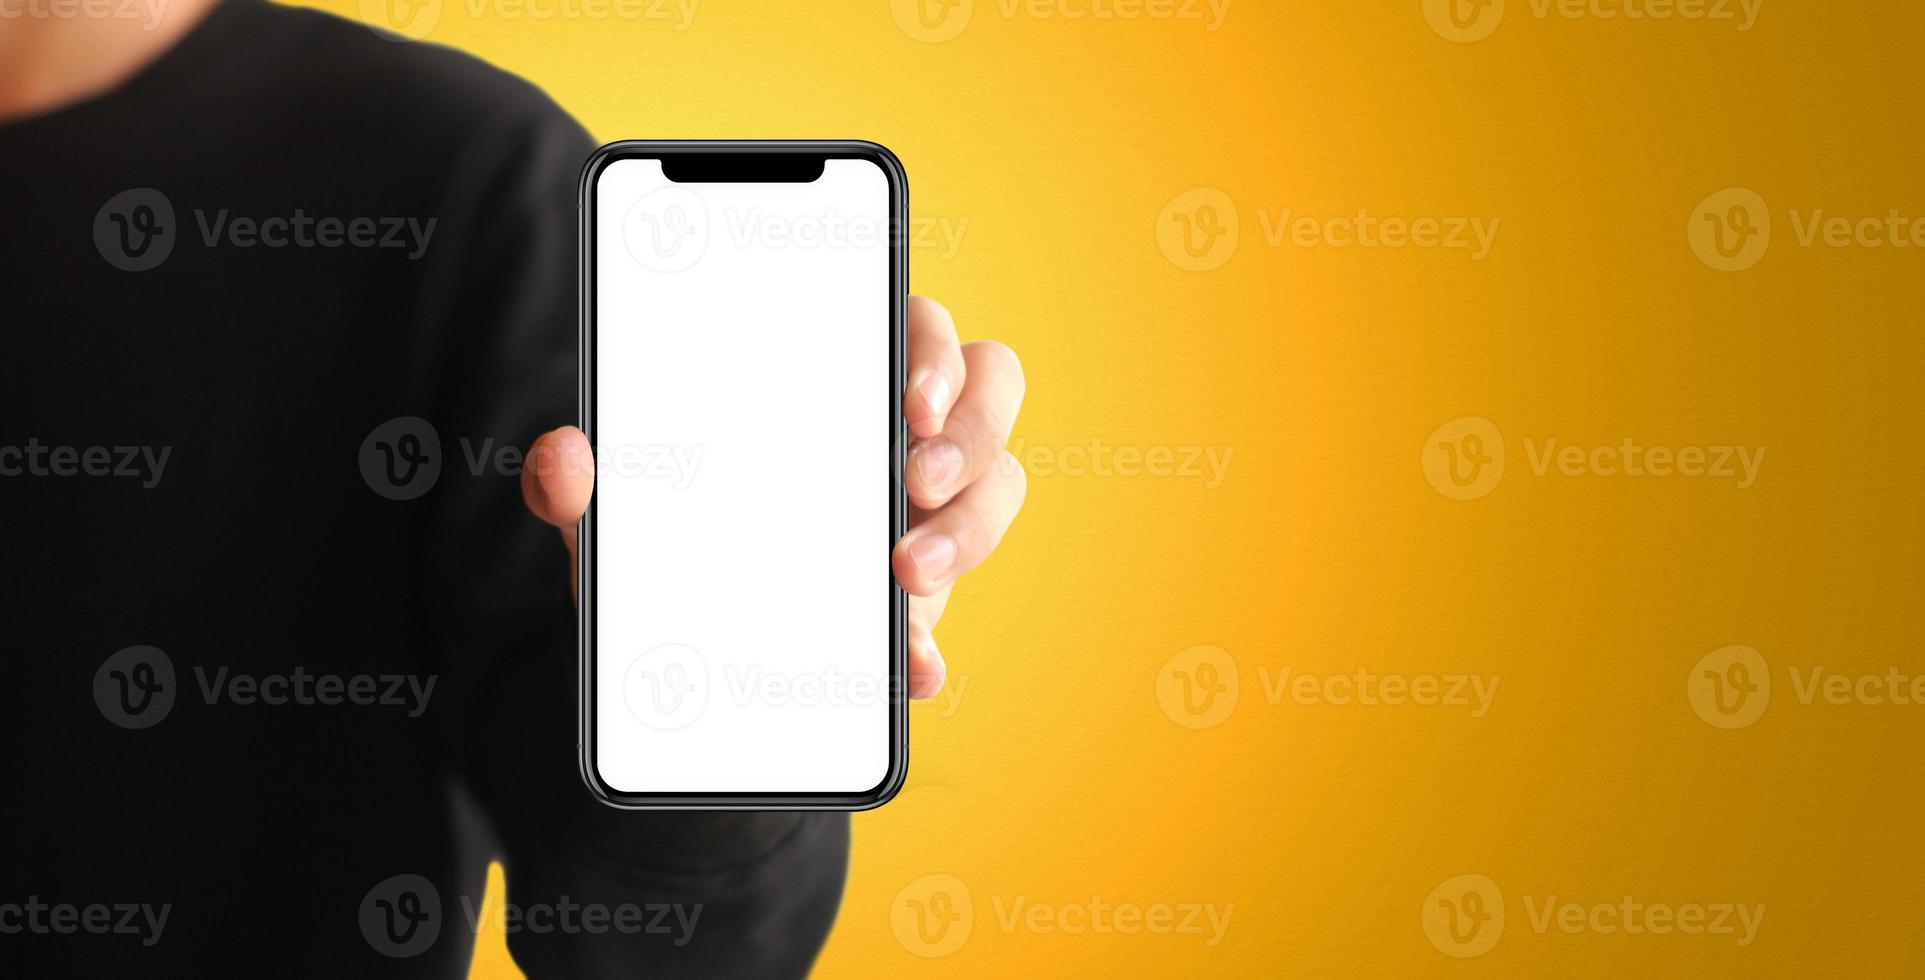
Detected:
[
  {"left": 908, "top": 587, "right": 952, "bottom": 698},
  {"left": 908, "top": 627, "right": 944, "bottom": 700},
  {"left": 521, "top": 426, "right": 595, "bottom": 598},
  {"left": 893, "top": 451, "right": 1026, "bottom": 596},
  {"left": 910, "top": 585, "right": 952, "bottom": 632},
  {"left": 906, "top": 340, "right": 1025, "bottom": 511},
  {"left": 904, "top": 295, "right": 965, "bottom": 440},
  {"left": 522, "top": 426, "right": 595, "bottom": 526},
  {"left": 908, "top": 586, "right": 951, "bottom": 700}
]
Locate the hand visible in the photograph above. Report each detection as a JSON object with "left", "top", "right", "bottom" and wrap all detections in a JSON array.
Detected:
[{"left": 521, "top": 295, "right": 1026, "bottom": 700}]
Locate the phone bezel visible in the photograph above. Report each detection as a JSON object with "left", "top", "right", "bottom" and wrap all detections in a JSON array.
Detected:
[{"left": 577, "top": 140, "right": 909, "bottom": 810}]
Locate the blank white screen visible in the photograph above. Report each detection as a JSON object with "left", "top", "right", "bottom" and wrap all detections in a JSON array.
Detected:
[{"left": 594, "top": 157, "right": 891, "bottom": 795}]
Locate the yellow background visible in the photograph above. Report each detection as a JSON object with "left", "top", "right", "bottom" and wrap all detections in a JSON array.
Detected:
[{"left": 292, "top": 0, "right": 1925, "bottom": 973}]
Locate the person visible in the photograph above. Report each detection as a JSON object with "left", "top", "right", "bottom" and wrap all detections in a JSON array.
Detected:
[{"left": 0, "top": 0, "right": 1026, "bottom": 974}]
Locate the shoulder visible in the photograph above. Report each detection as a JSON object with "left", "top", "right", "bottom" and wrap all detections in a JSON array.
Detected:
[{"left": 222, "top": 1, "right": 592, "bottom": 155}]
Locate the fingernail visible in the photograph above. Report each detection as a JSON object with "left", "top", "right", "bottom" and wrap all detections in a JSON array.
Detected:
[
  {"left": 906, "top": 533, "right": 957, "bottom": 579},
  {"left": 915, "top": 371, "right": 952, "bottom": 417},
  {"left": 913, "top": 439, "right": 964, "bottom": 488}
]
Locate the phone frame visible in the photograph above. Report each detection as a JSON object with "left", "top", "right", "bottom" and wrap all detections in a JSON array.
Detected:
[{"left": 577, "top": 140, "right": 909, "bottom": 810}]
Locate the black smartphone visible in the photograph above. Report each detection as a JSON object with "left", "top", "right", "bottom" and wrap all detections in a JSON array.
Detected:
[{"left": 578, "top": 141, "right": 908, "bottom": 809}]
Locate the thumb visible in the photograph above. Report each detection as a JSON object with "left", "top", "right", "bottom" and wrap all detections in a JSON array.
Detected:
[{"left": 521, "top": 426, "right": 594, "bottom": 600}]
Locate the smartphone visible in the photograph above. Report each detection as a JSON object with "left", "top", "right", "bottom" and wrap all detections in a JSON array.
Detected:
[{"left": 578, "top": 141, "right": 908, "bottom": 809}]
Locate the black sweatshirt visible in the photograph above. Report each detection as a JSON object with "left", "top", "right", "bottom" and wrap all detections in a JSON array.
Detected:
[{"left": 0, "top": 2, "right": 846, "bottom": 975}]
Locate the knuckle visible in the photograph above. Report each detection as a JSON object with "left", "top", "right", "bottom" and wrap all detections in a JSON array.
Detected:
[
  {"left": 967, "top": 340, "right": 1025, "bottom": 395},
  {"left": 1000, "top": 451, "right": 1029, "bottom": 501},
  {"left": 949, "top": 401, "right": 1013, "bottom": 463},
  {"left": 958, "top": 494, "right": 1004, "bottom": 558}
]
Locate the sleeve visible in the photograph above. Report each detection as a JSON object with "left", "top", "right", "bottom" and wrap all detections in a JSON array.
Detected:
[{"left": 410, "top": 93, "right": 850, "bottom": 980}]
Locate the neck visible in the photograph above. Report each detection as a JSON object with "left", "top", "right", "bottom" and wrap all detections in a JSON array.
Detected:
[{"left": 0, "top": 0, "right": 220, "bottom": 123}]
